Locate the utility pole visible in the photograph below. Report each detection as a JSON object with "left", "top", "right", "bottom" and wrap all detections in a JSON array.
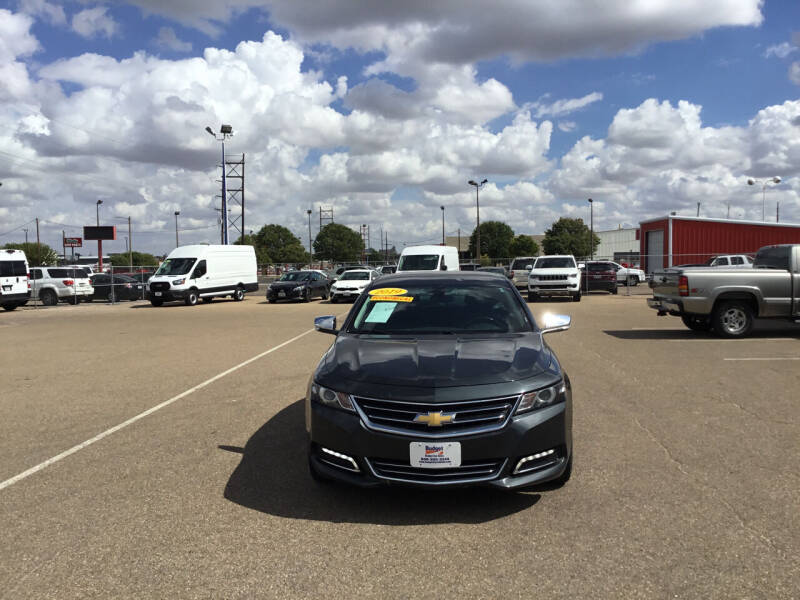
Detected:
[
  {"left": 458, "top": 228, "right": 461, "bottom": 259},
  {"left": 36, "top": 217, "right": 40, "bottom": 263},
  {"left": 62, "top": 230, "right": 65, "bottom": 264},
  {"left": 306, "top": 209, "right": 313, "bottom": 266},
  {"left": 127, "top": 216, "right": 132, "bottom": 270},
  {"left": 174, "top": 211, "right": 180, "bottom": 247},
  {"left": 23, "top": 228, "right": 28, "bottom": 244},
  {"left": 696, "top": 202, "right": 700, "bottom": 217},
  {"left": 468, "top": 179, "right": 487, "bottom": 261},
  {"left": 588, "top": 198, "right": 594, "bottom": 261}
]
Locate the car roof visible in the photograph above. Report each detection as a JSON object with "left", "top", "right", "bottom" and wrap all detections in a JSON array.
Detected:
[{"left": 370, "top": 271, "right": 515, "bottom": 286}]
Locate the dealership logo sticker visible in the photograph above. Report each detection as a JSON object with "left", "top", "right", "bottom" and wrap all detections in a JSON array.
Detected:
[
  {"left": 425, "top": 445, "right": 444, "bottom": 456},
  {"left": 369, "top": 288, "right": 407, "bottom": 296}
]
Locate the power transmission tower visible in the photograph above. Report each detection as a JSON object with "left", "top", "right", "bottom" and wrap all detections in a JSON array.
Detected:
[
  {"left": 319, "top": 206, "right": 334, "bottom": 231},
  {"left": 224, "top": 153, "right": 245, "bottom": 242}
]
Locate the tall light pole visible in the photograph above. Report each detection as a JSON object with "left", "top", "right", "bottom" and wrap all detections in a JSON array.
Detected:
[
  {"left": 747, "top": 176, "right": 781, "bottom": 221},
  {"left": 23, "top": 228, "right": 28, "bottom": 244},
  {"left": 468, "top": 179, "right": 487, "bottom": 261},
  {"left": 174, "top": 211, "right": 180, "bottom": 247},
  {"left": 96, "top": 199, "right": 104, "bottom": 271},
  {"left": 307, "top": 209, "right": 313, "bottom": 265},
  {"left": 588, "top": 198, "right": 594, "bottom": 261},
  {"left": 440, "top": 206, "right": 445, "bottom": 245},
  {"left": 206, "top": 124, "right": 233, "bottom": 244}
]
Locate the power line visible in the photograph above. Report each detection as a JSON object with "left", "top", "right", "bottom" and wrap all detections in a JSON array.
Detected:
[{"left": 0, "top": 218, "right": 38, "bottom": 240}]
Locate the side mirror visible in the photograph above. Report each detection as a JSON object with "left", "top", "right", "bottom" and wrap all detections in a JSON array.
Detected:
[
  {"left": 441, "top": 265, "right": 448, "bottom": 271},
  {"left": 314, "top": 315, "right": 338, "bottom": 335},
  {"left": 526, "top": 265, "right": 533, "bottom": 271},
  {"left": 540, "top": 313, "right": 571, "bottom": 335}
]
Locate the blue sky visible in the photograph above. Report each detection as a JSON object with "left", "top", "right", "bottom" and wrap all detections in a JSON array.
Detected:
[{"left": 1, "top": 0, "right": 799, "bottom": 254}]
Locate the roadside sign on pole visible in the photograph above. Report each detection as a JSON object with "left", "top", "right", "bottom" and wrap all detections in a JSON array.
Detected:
[{"left": 64, "top": 237, "right": 82, "bottom": 248}]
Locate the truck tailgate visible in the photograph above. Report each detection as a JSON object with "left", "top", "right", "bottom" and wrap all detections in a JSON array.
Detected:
[{"left": 649, "top": 270, "right": 681, "bottom": 297}]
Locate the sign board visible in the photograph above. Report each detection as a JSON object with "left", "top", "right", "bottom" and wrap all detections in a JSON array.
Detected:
[
  {"left": 64, "top": 237, "right": 82, "bottom": 248},
  {"left": 83, "top": 226, "right": 117, "bottom": 241}
]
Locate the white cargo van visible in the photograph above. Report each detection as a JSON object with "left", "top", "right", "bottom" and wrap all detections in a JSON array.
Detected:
[
  {"left": 0, "top": 249, "right": 30, "bottom": 311},
  {"left": 397, "top": 245, "right": 460, "bottom": 272},
  {"left": 148, "top": 245, "right": 258, "bottom": 306}
]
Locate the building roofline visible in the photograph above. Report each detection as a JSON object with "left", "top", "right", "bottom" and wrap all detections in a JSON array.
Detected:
[{"left": 638, "top": 215, "right": 800, "bottom": 228}]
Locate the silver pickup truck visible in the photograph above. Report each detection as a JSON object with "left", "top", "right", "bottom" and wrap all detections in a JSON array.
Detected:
[{"left": 647, "top": 244, "right": 800, "bottom": 337}]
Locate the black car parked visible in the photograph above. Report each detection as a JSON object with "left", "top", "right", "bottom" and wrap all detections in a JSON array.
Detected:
[
  {"left": 306, "top": 271, "right": 573, "bottom": 490},
  {"left": 267, "top": 271, "right": 330, "bottom": 303},
  {"left": 89, "top": 273, "right": 145, "bottom": 301}
]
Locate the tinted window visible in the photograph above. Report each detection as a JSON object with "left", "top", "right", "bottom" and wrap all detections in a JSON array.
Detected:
[
  {"left": 350, "top": 282, "right": 531, "bottom": 334},
  {"left": 398, "top": 254, "right": 439, "bottom": 271},
  {"left": 30, "top": 269, "right": 42, "bottom": 280},
  {"left": 340, "top": 271, "right": 369, "bottom": 280},
  {"left": 754, "top": 246, "right": 791, "bottom": 270},
  {"left": 510, "top": 258, "right": 536, "bottom": 270},
  {"left": 155, "top": 258, "right": 196, "bottom": 276},
  {"left": 0, "top": 261, "right": 27, "bottom": 277},
  {"left": 279, "top": 272, "right": 311, "bottom": 281},
  {"left": 730, "top": 256, "right": 744, "bottom": 265},
  {"left": 535, "top": 257, "right": 575, "bottom": 268},
  {"left": 192, "top": 260, "right": 207, "bottom": 278},
  {"left": 587, "top": 262, "right": 614, "bottom": 272},
  {"left": 47, "top": 269, "right": 70, "bottom": 278}
]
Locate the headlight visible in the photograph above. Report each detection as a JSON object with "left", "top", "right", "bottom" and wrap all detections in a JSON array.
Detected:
[
  {"left": 515, "top": 381, "right": 565, "bottom": 414},
  {"left": 568, "top": 273, "right": 577, "bottom": 278},
  {"left": 310, "top": 383, "right": 354, "bottom": 412},
  {"left": 173, "top": 278, "right": 185, "bottom": 285},
  {"left": 331, "top": 284, "right": 338, "bottom": 291},
  {"left": 293, "top": 285, "right": 304, "bottom": 292}
]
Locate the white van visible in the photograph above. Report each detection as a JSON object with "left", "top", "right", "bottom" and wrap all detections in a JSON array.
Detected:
[
  {"left": 0, "top": 249, "right": 30, "bottom": 311},
  {"left": 148, "top": 245, "right": 258, "bottom": 306},
  {"left": 397, "top": 245, "right": 460, "bottom": 272}
]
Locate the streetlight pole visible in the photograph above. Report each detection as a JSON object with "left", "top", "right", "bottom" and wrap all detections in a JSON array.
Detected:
[
  {"left": 206, "top": 125, "right": 233, "bottom": 244},
  {"left": 468, "top": 179, "right": 487, "bottom": 261},
  {"left": 440, "top": 206, "right": 445, "bottom": 245},
  {"left": 23, "top": 228, "right": 28, "bottom": 244},
  {"left": 307, "top": 209, "right": 313, "bottom": 265},
  {"left": 747, "top": 176, "right": 781, "bottom": 221},
  {"left": 174, "top": 211, "right": 180, "bottom": 247},
  {"left": 588, "top": 198, "right": 594, "bottom": 261},
  {"left": 96, "top": 199, "right": 104, "bottom": 271}
]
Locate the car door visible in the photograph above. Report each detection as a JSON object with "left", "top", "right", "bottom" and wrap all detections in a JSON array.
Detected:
[
  {"left": 191, "top": 260, "right": 209, "bottom": 292},
  {"left": 29, "top": 268, "right": 42, "bottom": 299}
]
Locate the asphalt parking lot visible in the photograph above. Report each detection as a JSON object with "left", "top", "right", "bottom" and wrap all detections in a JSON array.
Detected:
[{"left": 1, "top": 292, "right": 798, "bottom": 598}]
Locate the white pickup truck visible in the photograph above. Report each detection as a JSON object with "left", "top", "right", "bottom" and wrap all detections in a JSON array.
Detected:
[{"left": 527, "top": 255, "right": 582, "bottom": 302}]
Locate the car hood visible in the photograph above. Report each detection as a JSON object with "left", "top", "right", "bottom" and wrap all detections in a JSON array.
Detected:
[
  {"left": 530, "top": 268, "right": 578, "bottom": 276},
  {"left": 317, "top": 333, "right": 552, "bottom": 389}
]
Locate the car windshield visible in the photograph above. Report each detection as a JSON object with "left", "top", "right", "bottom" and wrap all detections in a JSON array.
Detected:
[
  {"left": 478, "top": 267, "right": 504, "bottom": 274},
  {"left": 340, "top": 271, "right": 370, "bottom": 281},
  {"left": 535, "top": 257, "right": 575, "bottom": 269},
  {"left": 398, "top": 254, "right": 439, "bottom": 271},
  {"left": 155, "top": 258, "right": 196, "bottom": 276},
  {"left": 510, "top": 258, "right": 536, "bottom": 270},
  {"left": 349, "top": 282, "right": 532, "bottom": 335},
  {"left": 278, "top": 272, "right": 311, "bottom": 281},
  {"left": 587, "top": 263, "right": 614, "bottom": 272}
]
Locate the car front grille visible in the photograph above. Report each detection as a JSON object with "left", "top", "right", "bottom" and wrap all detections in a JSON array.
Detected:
[
  {"left": 150, "top": 282, "right": 170, "bottom": 291},
  {"left": 351, "top": 394, "right": 519, "bottom": 438},
  {"left": 335, "top": 286, "right": 359, "bottom": 291},
  {"left": 532, "top": 283, "right": 571, "bottom": 289},
  {"left": 534, "top": 274, "right": 568, "bottom": 281},
  {"left": 367, "top": 458, "right": 505, "bottom": 484}
]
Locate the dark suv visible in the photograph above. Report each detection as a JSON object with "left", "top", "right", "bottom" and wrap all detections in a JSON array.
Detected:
[{"left": 581, "top": 261, "right": 618, "bottom": 294}]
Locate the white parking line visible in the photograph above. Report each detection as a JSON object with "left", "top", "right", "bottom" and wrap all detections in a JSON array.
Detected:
[
  {"left": 723, "top": 357, "right": 800, "bottom": 361},
  {"left": 0, "top": 327, "right": 318, "bottom": 492},
  {"left": 668, "top": 338, "right": 794, "bottom": 342}
]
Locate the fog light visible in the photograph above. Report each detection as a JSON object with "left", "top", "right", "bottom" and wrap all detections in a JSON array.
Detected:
[
  {"left": 320, "top": 447, "right": 360, "bottom": 472},
  {"left": 513, "top": 449, "right": 557, "bottom": 475}
]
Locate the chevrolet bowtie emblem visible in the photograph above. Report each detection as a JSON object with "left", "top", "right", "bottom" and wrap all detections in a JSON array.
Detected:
[{"left": 413, "top": 411, "right": 455, "bottom": 427}]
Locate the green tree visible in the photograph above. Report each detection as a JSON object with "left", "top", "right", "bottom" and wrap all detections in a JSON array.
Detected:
[
  {"left": 542, "top": 218, "right": 600, "bottom": 258},
  {"left": 234, "top": 233, "right": 272, "bottom": 265},
  {"left": 254, "top": 224, "right": 307, "bottom": 263},
  {"left": 468, "top": 221, "right": 515, "bottom": 259},
  {"left": 509, "top": 234, "right": 539, "bottom": 257},
  {"left": 314, "top": 223, "right": 364, "bottom": 262},
  {"left": 109, "top": 251, "right": 159, "bottom": 267},
  {"left": 3, "top": 242, "right": 58, "bottom": 266}
]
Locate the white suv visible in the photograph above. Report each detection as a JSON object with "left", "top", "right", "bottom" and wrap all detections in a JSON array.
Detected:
[
  {"left": 528, "top": 255, "right": 582, "bottom": 302},
  {"left": 329, "top": 269, "right": 378, "bottom": 303},
  {"left": 29, "top": 266, "right": 94, "bottom": 306}
]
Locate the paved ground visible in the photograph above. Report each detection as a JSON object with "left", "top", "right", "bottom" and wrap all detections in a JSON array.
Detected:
[{"left": 1, "top": 292, "right": 798, "bottom": 599}]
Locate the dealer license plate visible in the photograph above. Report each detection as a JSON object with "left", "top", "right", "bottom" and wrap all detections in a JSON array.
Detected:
[
  {"left": 410, "top": 442, "right": 461, "bottom": 469},
  {"left": 2, "top": 285, "right": 10, "bottom": 291},
  {"left": 278, "top": 291, "right": 286, "bottom": 297},
  {"left": 154, "top": 292, "right": 162, "bottom": 297}
]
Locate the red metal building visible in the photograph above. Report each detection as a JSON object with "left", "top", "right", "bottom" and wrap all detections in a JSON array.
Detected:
[{"left": 638, "top": 216, "right": 800, "bottom": 272}]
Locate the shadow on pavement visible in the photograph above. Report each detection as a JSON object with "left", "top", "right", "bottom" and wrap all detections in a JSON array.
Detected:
[
  {"left": 605, "top": 320, "right": 800, "bottom": 340},
  {"left": 222, "top": 400, "right": 540, "bottom": 524}
]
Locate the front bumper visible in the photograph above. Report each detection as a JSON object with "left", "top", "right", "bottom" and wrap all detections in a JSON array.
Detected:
[
  {"left": 148, "top": 289, "right": 185, "bottom": 302},
  {"left": 308, "top": 399, "right": 571, "bottom": 489},
  {"left": 330, "top": 288, "right": 362, "bottom": 301},
  {"left": 528, "top": 281, "right": 580, "bottom": 296},
  {"left": 266, "top": 287, "right": 305, "bottom": 301}
]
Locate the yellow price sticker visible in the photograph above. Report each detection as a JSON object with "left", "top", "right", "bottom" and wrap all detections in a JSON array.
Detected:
[
  {"left": 368, "top": 288, "right": 408, "bottom": 296},
  {"left": 371, "top": 295, "right": 413, "bottom": 302}
]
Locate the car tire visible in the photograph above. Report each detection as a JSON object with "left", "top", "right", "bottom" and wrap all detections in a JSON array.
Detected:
[
  {"left": 267, "top": 298, "right": 276, "bottom": 304},
  {"left": 233, "top": 287, "right": 245, "bottom": 301},
  {"left": 681, "top": 314, "right": 712, "bottom": 332},
  {"left": 330, "top": 295, "right": 338, "bottom": 304},
  {"left": 202, "top": 297, "right": 213, "bottom": 304},
  {"left": 303, "top": 288, "right": 310, "bottom": 303},
  {"left": 611, "top": 285, "right": 618, "bottom": 295},
  {"left": 2, "top": 303, "right": 18, "bottom": 311},
  {"left": 185, "top": 290, "right": 199, "bottom": 306},
  {"left": 321, "top": 289, "right": 328, "bottom": 300},
  {"left": 627, "top": 275, "right": 637, "bottom": 286},
  {"left": 572, "top": 292, "right": 581, "bottom": 302},
  {"left": 527, "top": 291, "right": 538, "bottom": 302},
  {"left": 712, "top": 301, "right": 754, "bottom": 338},
  {"left": 40, "top": 289, "right": 58, "bottom": 306},
  {"left": 150, "top": 299, "right": 163, "bottom": 307}
]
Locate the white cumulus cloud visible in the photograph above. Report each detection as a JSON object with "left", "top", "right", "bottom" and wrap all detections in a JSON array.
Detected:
[{"left": 72, "top": 6, "right": 119, "bottom": 39}]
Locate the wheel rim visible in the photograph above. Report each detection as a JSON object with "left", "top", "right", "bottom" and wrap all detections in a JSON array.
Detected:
[{"left": 720, "top": 307, "right": 747, "bottom": 334}]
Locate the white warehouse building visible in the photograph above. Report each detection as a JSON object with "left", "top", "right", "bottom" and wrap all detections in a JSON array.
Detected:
[{"left": 594, "top": 227, "right": 640, "bottom": 265}]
